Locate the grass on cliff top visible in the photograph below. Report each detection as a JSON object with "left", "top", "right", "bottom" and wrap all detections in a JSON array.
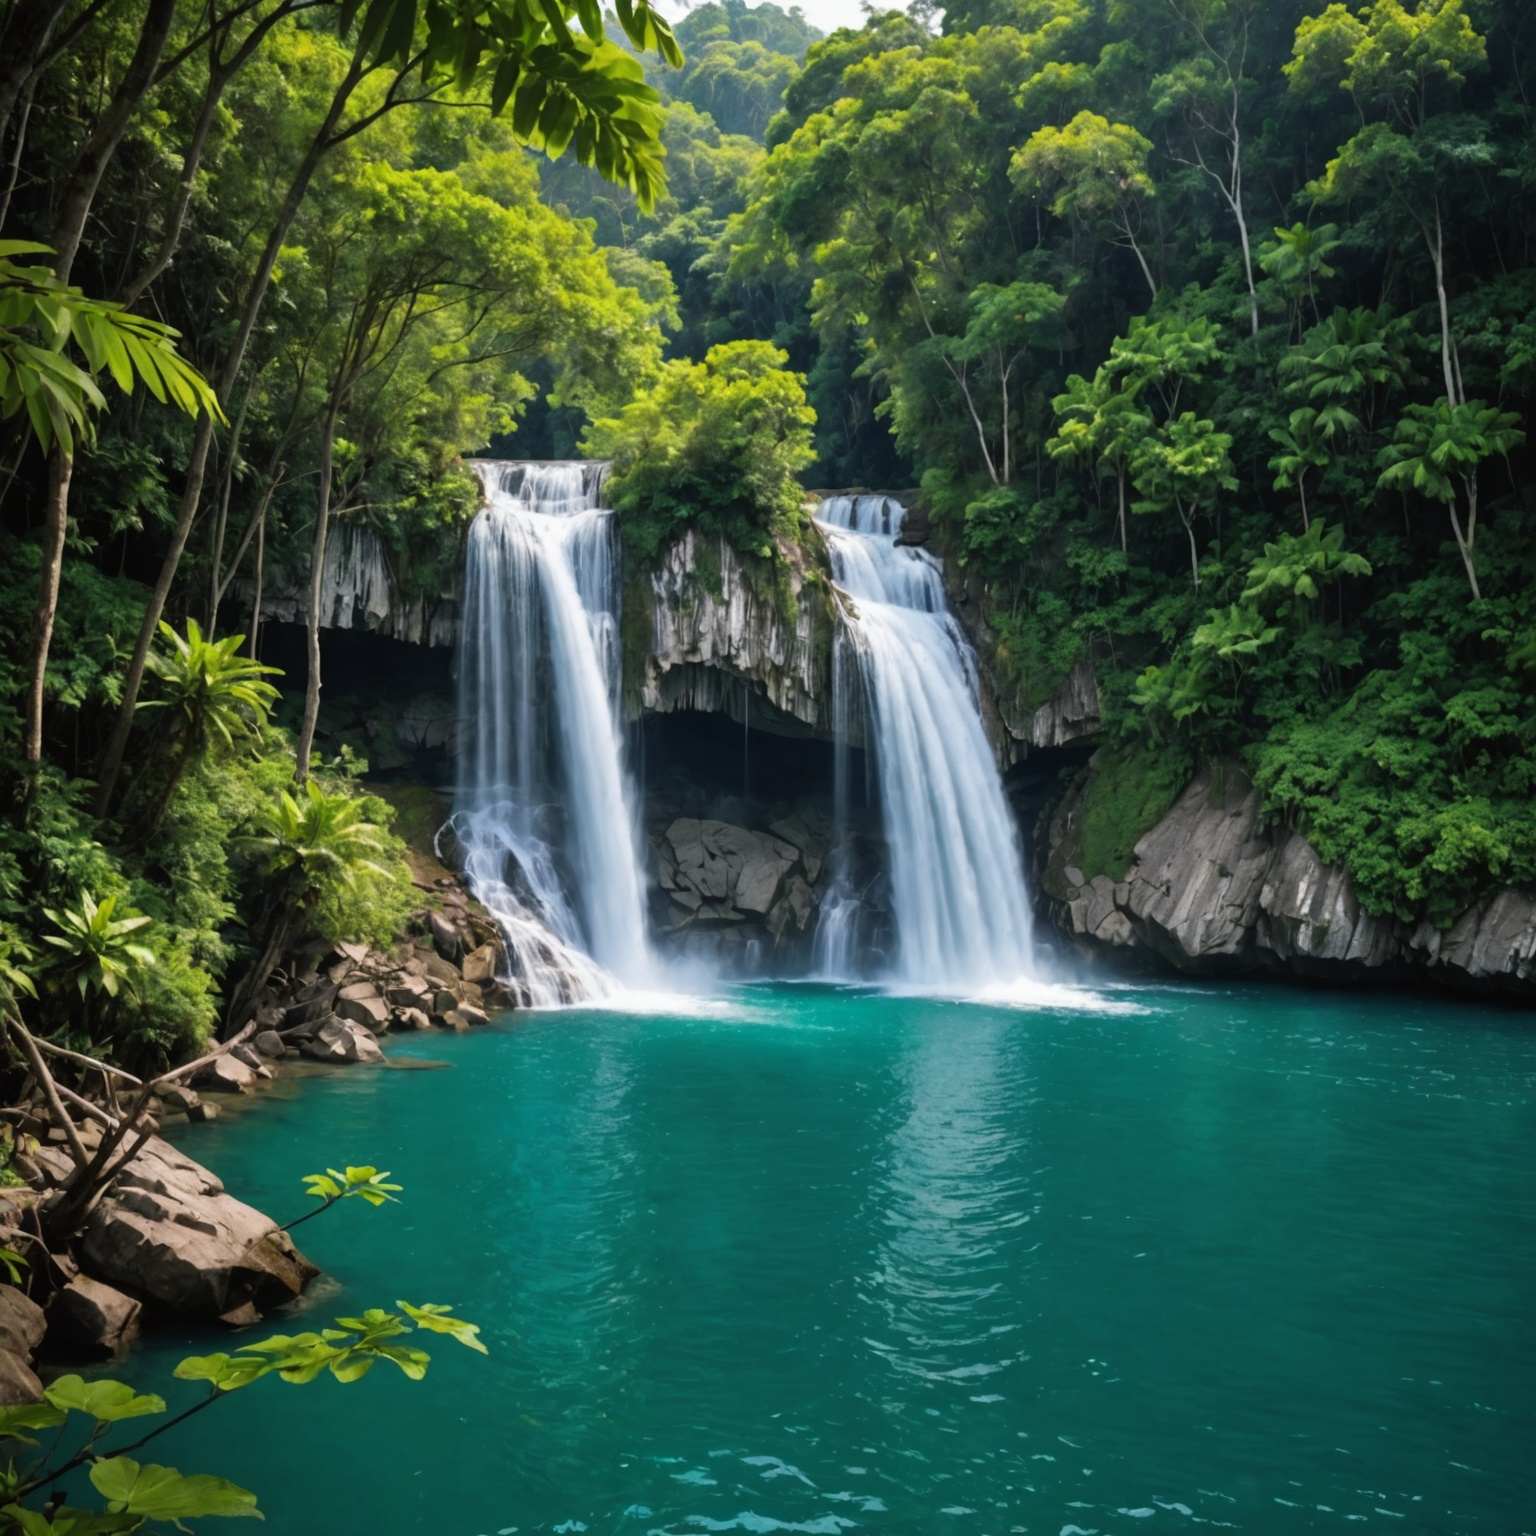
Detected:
[{"left": 1073, "top": 746, "right": 1188, "bottom": 882}]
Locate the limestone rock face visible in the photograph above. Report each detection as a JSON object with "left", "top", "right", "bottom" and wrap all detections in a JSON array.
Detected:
[
  {"left": 78, "top": 1137, "right": 318, "bottom": 1319},
  {"left": 1045, "top": 762, "right": 1536, "bottom": 993},
  {"left": 639, "top": 527, "right": 836, "bottom": 738},
  {"left": 254, "top": 523, "right": 457, "bottom": 647}
]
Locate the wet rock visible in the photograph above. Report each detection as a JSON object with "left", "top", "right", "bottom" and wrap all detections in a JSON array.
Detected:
[
  {"left": 447, "top": 1003, "right": 489, "bottom": 1029},
  {"left": 431, "top": 987, "right": 460, "bottom": 1017},
  {"left": 186, "top": 1101, "right": 222, "bottom": 1124},
  {"left": 300, "top": 1019, "right": 384, "bottom": 1064},
  {"left": 46, "top": 1276, "right": 141, "bottom": 1359},
  {"left": 78, "top": 1138, "right": 318, "bottom": 1320},
  {"left": 253, "top": 1030, "right": 286, "bottom": 1059},
  {"left": 393, "top": 1007, "right": 432, "bottom": 1032}
]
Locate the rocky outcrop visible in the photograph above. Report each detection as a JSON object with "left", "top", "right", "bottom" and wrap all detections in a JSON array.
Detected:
[
  {"left": 637, "top": 526, "right": 838, "bottom": 738},
  {"left": 20, "top": 1131, "right": 322, "bottom": 1323},
  {"left": 1021, "top": 658, "right": 1102, "bottom": 752},
  {"left": 652, "top": 812, "right": 832, "bottom": 971},
  {"left": 1044, "top": 763, "right": 1536, "bottom": 994}
]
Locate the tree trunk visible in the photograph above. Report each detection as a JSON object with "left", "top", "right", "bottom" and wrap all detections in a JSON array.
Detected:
[
  {"left": 1429, "top": 202, "right": 1459, "bottom": 405},
  {"left": 1181, "top": 507, "right": 1200, "bottom": 589},
  {"left": 0, "top": 0, "right": 73, "bottom": 145},
  {"left": 1298, "top": 472, "right": 1310, "bottom": 533},
  {"left": 1116, "top": 466, "right": 1127, "bottom": 553},
  {"left": 24, "top": 451, "right": 72, "bottom": 765},
  {"left": 1448, "top": 506, "right": 1480, "bottom": 599},
  {"left": 249, "top": 489, "right": 267, "bottom": 659},
  {"left": 294, "top": 401, "right": 341, "bottom": 783},
  {"left": 49, "top": 0, "right": 177, "bottom": 283},
  {"left": 95, "top": 55, "right": 369, "bottom": 817}
]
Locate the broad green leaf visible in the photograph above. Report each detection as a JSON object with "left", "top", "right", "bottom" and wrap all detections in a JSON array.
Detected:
[
  {"left": 398, "top": 1301, "right": 489, "bottom": 1354},
  {"left": 0, "top": 1399, "right": 68, "bottom": 1442},
  {"left": 89, "top": 1459, "right": 261, "bottom": 1521},
  {"left": 45, "top": 1376, "right": 165, "bottom": 1424}
]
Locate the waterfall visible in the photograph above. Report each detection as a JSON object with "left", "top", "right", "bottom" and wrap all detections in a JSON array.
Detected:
[
  {"left": 450, "top": 461, "right": 652, "bottom": 1005},
  {"left": 814, "top": 494, "right": 1035, "bottom": 988}
]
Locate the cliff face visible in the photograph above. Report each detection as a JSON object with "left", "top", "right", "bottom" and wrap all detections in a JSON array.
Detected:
[
  {"left": 632, "top": 525, "right": 839, "bottom": 739},
  {"left": 258, "top": 524, "right": 459, "bottom": 648},
  {"left": 1042, "top": 763, "right": 1536, "bottom": 995}
]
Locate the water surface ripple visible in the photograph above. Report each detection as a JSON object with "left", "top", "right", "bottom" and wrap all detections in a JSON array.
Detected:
[{"left": 136, "top": 982, "right": 1536, "bottom": 1534}]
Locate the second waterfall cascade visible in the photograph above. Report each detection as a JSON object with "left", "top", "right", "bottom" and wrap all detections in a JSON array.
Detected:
[
  {"left": 815, "top": 494, "right": 1036, "bottom": 988},
  {"left": 450, "top": 461, "right": 652, "bottom": 1006}
]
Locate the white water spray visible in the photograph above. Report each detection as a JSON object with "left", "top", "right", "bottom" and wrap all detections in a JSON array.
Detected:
[
  {"left": 451, "top": 462, "right": 652, "bottom": 1005},
  {"left": 814, "top": 494, "right": 1035, "bottom": 988}
]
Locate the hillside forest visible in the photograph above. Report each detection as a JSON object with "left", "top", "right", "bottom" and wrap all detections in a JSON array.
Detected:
[{"left": 2, "top": 0, "right": 1534, "bottom": 1078}]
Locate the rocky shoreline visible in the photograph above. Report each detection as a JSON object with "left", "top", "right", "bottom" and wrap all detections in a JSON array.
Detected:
[
  {"left": 1041, "top": 761, "right": 1536, "bottom": 997},
  {"left": 0, "top": 863, "right": 508, "bottom": 1399}
]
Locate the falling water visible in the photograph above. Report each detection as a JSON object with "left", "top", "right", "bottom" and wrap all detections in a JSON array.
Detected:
[
  {"left": 814, "top": 494, "right": 1035, "bottom": 987},
  {"left": 449, "top": 461, "right": 652, "bottom": 1005}
]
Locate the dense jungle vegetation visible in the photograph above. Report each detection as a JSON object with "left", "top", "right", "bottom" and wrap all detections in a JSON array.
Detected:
[{"left": 2, "top": 0, "right": 1534, "bottom": 1084}]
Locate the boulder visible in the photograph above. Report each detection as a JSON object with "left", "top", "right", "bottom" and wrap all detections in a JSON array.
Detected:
[
  {"left": 79, "top": 1137, "right": 318, "bottom": 1320},
  {"left": 393, "top": 1007, "right": 432, "bottom": 1032},
  {"left": 386, "top": 975, "right": 432, "bottom": 1010},
  {"left": 46, "top": 1276, "right": 141, "bottom": 1359},
  {"left": 420, "top": 951, "right": 461, "bottom": 986},
  {"left": 186, "top": 1101, "right": 222, "bottom": 1124},
  {"left": 158, "top": 1085, "right": 201, "bottom": 1115},
  {"left": 253, "top": 1029, "right": 286, "bottom": 1059},
  {"left": 0, "top": 1285, "right": 45, "bottom": 1360},
  {"left": 462, "top": 943, "right": 498, "bottom": 985},
  {"left": 447, "top": 1003, "right": 489, "bottom": 1029},
  {"left": 431, "top": 987, "right": 460, "bottom": 1017},
  {"left": 194, "top": 1054, "right": 258, "bottom": 1095},
  {"left": 300, "top": 1019, "right": 384, "bottom": 1064},
  {"left": 335, "top": 986, "right": 389, "bottom": 1031},
  {"left": 428, "top": 910, "right": 463, "bottom": 961},
  {"left": 0, "top": 1350, "right": 42, "bottom": 1404}
]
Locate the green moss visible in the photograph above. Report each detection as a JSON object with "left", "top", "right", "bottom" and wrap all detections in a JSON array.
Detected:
[
  {"left": 691, "top": 533, "right": 725, "bottom": 601},
  {"left": 1073, "top": 746, "right": 1190, "bottom": 881},
  {"left": 367, "top": 783, "right": 449, "bottom": 860}
]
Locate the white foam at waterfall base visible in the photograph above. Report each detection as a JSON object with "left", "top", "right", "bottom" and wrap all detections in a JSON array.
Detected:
[
  {"left": 456, "top": 462, "right": 655, "bottom": 1007},
  {"left": 814, "top": 493, "right": 1045, "bottom": 996}
]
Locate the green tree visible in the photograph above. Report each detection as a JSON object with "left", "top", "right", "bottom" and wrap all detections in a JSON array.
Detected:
[
  {"left": 1131, "top": 412, "right": 1238, "bottom": 588},
  {"left": 138, "top": 619, "right": 280, "bottom": 834},
  {"left": 1376, "top": 399, "right": 1523, "bottom": 598},
  {"left": 1010, "top": 110, "right": 1160, "bottom": 302}
]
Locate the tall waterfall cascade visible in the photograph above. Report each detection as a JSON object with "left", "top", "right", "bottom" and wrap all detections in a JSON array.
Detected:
[
  {"left": 450, "top": 461, "right": 652, "bottom": 1006},
  {"left": 815, "top": 494, "right": 1036, "bottom": 988}
]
